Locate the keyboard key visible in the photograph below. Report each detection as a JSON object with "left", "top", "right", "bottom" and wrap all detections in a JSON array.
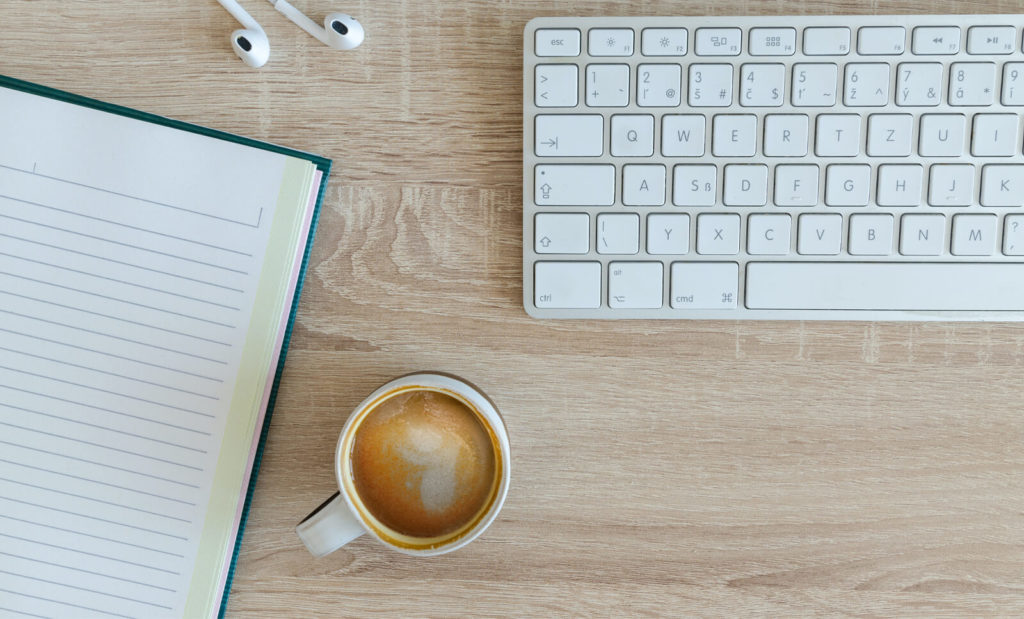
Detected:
[
  {"left": 670, "top": 262, "right": 738, "bottom": 308},
  {"left": 774, "top": 164, "right": 818, "bottom": 206},
  {"left": 536, "top": 29, "right": 581, "bottom": 56},
  {"left": 535, "top": 65, "right": 578, "bottom": 107},
  {"left": 610, "top": 114, "right": 655, "bottom": 156},
  {"left": 749, "top": 28, "right": 796, "bottom": 55},
  {"left": 981, "top": 165, "right": 1024, "bottom": 206},
  {"left": 858, "top": 26, "right": 906, "bottom": 55},
  {"left": 1004, "top": 215, "right": 1024, "bottom": 255},
  {"left": 972, "top": 114, "right": 1019, "bottom": 156},
  {"left": 1002, "top": 63, "right": 1024, "bottom": 105},
  {"left": 792, "top": 63, "right": 838, "bottom": 106},
  {"left": 622, "top": 164, "right": 666, "bottom": 206},
  {"left": 673, "top": 164, "right": 717, "bottom": 206},
  {"left": 535, "top": 164, "right": 615, "bottom": 206},
  {"left": 589, "top": 28, "right": 634, "bottom": 56},
  {"left": 949, "top": 62, "right": 996, "bottom": 106},
  {"left": 712, "top": 114, "right": 756, "bottom": 157},
  {"left": 900, "top": 214, "right": 945, "bottom": 256},
  {"left": 586, "top": 64, "right": 630, "bottom": 106},
  {"left": 912, "top": 26, "right": 960, "bottom": 54},
  {"left": 641, "top": 28, "right": 687, "bottom": 56},
  {"left": 798, "top": 213, "right": 843, "bottom": 255},
  {"left": 740, "top": 63, "right": 785, "bottom": 107},
  {"left": 534, "top": 115, "right": 603, "bottom": 157},
  {"left": 802, "top": 27, "right": 850, "bottom": 55},
  {"left": 844, "top": 63, "right": 890, "bottom": 106},
  {"left": 763, "top": 114, "right": 809, "bottom": 156},
  {"left": 597, "top": 213, "right": 640, "bottom": 254},
  {"left": 534, "top": 262, "right": 601, "bottom": 308},
  {"left": 896, "top": 62, "right": 943, "bottom": 106},
  {"left": 689, "top": 64, "right": 733, "bottom": 106},
  {"left": 952, "top": 214, "right": 998, "bottom": 255},
  {"left": 723, "top": 164, "right": 768, "bottom": 206},
  {"left": 661, "top": 115, "right": 705, "bottom": 156},
  {"left": 927, "top": 164, "right": 974, "bottom": 206},
  {"left": 746, "top": 262, "right": 1024, "bottom": 310},
  {"left": 967, "top": 25, "right": 1016, "bottom": 54},
  {"left": 747, "top": 214, "right": 792, "bottom": 255},
  {"left": 637, "top": 64, "right": 682, "bottom": 107},
  {"left": 535, "top": 213, "right": 589, "bottom": 254},
  {"left": 867, "top": 114, "right": 913, "bottom": 157},
  {"left": 816, "top": 114, "right": 861, "bottom": 157},
  {"left": 918, "top": 114, "right": 966, "bottom": 156},
  {"left": 876, "top": 164, "right": 923, "bottom": 206},
  {"left": 647, "top": 214, "right": 690, "bottom": 254},
  {"left": 609, "top": 262, "right": 663, "bottom": 308},
  {"left": 825, "top": 164, "right": 870, "bottom": 206},
  {"left": 697, "top": 213, "right": 740, "bottom": 255},
  {"left": 695, "top": 28, "right": 741, "bottom": 55},
  {"left": 848, "top": 214, "right": 894, "bottom": 255}
]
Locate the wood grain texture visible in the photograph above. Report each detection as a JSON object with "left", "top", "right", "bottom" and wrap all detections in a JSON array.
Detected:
[{"left": 3, "top": 0, "right": 1024, "bottom": 616}]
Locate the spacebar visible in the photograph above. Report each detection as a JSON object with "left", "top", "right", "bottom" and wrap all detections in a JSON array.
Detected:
[{"left": 746, "top": 262, "right": 1024, "bottom": 311}]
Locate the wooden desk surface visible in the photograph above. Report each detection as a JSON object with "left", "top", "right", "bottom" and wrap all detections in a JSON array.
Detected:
[{"left": 3, "top": 1, "right": 1024, "bottom": 615}]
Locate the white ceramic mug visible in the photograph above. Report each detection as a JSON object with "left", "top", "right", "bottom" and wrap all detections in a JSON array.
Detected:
[{"left": 296, "top": 373, "right": 511, "bottom": 557}]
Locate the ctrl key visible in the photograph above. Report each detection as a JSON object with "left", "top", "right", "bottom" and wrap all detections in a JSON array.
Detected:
[
  {"left": 670, "top": 262, "right": 739, "bottom": 309},
  {"left": 534, "top": 261, "right": 602, "bottom": 309}
]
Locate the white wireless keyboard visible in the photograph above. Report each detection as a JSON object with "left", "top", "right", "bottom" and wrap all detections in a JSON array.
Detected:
[{"left": 523, "top": 15, "right": 1024, "bottom": 320}]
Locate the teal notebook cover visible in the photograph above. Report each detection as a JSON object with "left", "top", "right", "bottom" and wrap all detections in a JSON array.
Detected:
[{"left": 0, "top": 74, "right": 330, "bottom": 618}]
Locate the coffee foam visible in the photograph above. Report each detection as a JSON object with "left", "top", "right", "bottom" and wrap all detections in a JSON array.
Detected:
[{"left": 349, "top": 390, "right": 497, "bottom": 539}]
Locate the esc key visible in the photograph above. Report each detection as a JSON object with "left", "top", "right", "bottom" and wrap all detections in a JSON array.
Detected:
[{"left": 536, "top": 29, "right": 581, "bottom": 56}]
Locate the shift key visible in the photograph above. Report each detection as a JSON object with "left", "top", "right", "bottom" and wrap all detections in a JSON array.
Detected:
[{"left": 535, "top": 164, "right": 615, "bottom": 205}]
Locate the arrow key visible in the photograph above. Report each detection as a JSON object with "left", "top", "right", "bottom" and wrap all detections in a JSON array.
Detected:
[{"left": 535, "top": 213, "right": 590, "bottom": 254}]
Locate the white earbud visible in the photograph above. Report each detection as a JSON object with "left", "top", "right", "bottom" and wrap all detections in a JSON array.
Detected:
[
  {"left": 216, "top": 0, "right": 270, "bottom": 68},
  {"left": 271, "top": 0, "right": 365, "bottom": 50}
]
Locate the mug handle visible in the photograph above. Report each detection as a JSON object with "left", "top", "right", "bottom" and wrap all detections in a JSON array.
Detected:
[{"left": 295, "top": 492, "right": 364, "bottom": 557}]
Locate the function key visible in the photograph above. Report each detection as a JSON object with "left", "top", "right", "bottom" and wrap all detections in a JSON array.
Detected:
[
  {"left": 694, "top": 28, "right": 741, "bottom": 56},
  {"left": 912, "top": 26, "right": 960, "bottom": 54},
  {"left": 641, "top": 28, "right": 687, "bottom": 56},
  {"left": 858, "top": 26, "right": 906, "bottom": 55},
  {"left": 749, "top": 28, "right": 796, "bottom": 55},
  {"left": 589, "top": 28, "right": 635, "bottom": 56},
  {"left": 967, "top": 26, "right": 1016, "bottom": 54},
  {"left": 803, "top": 27, "right": 850, "bottom": 55},
  {"left": 536, "top": 29, "right": 581, "bottom": 57}
]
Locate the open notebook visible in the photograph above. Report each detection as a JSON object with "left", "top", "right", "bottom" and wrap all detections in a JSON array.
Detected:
[{"left": 0, "top": 75, "right": 329, "bottom": 618}]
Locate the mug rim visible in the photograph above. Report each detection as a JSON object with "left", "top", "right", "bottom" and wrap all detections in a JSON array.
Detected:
[{"left": 333, "top": 372, "right": 511, "bottom": 556}]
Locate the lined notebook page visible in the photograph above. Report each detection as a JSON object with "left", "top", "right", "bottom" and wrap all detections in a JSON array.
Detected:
[{"left": 0, "top": 86, "right": 316, "bottom": 618}]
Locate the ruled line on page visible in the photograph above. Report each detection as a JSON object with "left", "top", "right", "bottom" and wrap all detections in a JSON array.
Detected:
[
  {"left": 0, "top": 459, "right": 197, "bottom": 507},
  {"left": 0, "top": 571, "right": 173, "bottom": 611},
  {"left": 0, "top": 366, "right": 214, "bottom": 419},
  {"left": 0, "top": 497, "right": 188, "bottom": 540},
  {"left": 0, "top": 552, "right": 176, "bottom": 593},
  {"left": 0, "top": 384, "right": 213, "bottom": 436},
  {"left": 0, "top": 290, "right": 233, "bottom": 348},
  {"left": 0, "top": 532, "right": 180, "bottom": 575},
  {"left": 0, "top": 403, "right": 207, "bottom": 455},
  {"left": 0, "top": 346, "right": 219, "bottom": 400},
  {"left": 0, "top": 192, "right": 254, "bottom": 256},
  {"left": 0, "top": 271, "right": 237, "bottom": 328},
  {"left": 0, "top": 603, "right": 49, "bottom": 619},
  {"left": 0, "top": 232, "right": 245, "bottom": 293},
  {"left": 0, "top": 326, "right": 225, "bottom": 382},
  {"left": 0, "top": 589, "right": 131, "bottom": 619},
  {"left": 0, "top": 420, "right": 202, "bottom": 471},
  {"left": 0, "top": 309, "right": 229, "bottom": 365},
  {"left": 0, "top": 514, "right": 185, "bottom": 558},
  {"left": 0, "top": 479, "right": 193, "bottom": 524},
  {"left": 0, "top": 162, "right": 265, "bottom": 229},
  {"left": 0, "top": 212, "right": 250, "bottom": 275},
  {"left": 0, "top": 250, "right": 242, "bottom": 310},
  {"left": 0, "top": 439, "right": 201, "bottom": 488}
]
